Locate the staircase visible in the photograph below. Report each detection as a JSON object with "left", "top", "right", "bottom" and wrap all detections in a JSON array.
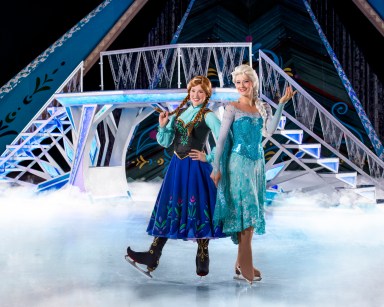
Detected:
[
  {"left": 259, "top": 51, "right": 384, "bottom": 204},
  {"left": 0, "top": 64, "right": 83, "bottom": 190}
]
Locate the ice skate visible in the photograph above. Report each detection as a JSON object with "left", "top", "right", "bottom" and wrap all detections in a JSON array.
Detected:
[
  {"left": 233, "top": 266, "right": 254, "bottom": 285},
  {"left": 196, "top": 239, "right": 209, "bottom": 277},
  {"left": 234, "top": 266, "right": 262, "bottom": 283},
  {"left": 125, "top": 237, "right": 168, "bottom": 279},
  {"left": 125, "top": 253, "right": 153, "bottom": 278}
]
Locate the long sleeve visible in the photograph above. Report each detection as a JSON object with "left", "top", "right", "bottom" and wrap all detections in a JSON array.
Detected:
[
  {"left": 204, "top": 111, "right": 221, "bottom": 163},
  {"left": 156, "top": 115, "right": 176, "bottom": 148},
  {"left": 262, "top": 102, "right": 285, "bottom": 137},
  {"left": 212, "top": 104, "right": 235, "bottom": 173}
]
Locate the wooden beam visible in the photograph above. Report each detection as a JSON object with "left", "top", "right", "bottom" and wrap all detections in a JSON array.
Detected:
[
  {"left": 352, "top": 0, "right": 384, "bottom": 37},
  {"left": 83, "top": 0, "right": 149, "bottom": 74}
]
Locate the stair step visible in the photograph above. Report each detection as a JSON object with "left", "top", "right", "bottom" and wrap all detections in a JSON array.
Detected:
[
  {"left": 31, "top": 120, "right": 71, "bottom": 129},
  {"left": 36, "top": 172, "right": 70, "bottom": 192},
  {"left": 0, "top": 156, "right": 34, "bottom": 161},
  {"left": 20, "top": 132, "right": 64, "bottom": 137},
  {"left": 275, "top": 129, "right": 303, "bottom": 144},
  {"left": 301, "top": 158, "right": 339, "bottom": 173},
  {"left": 319, "top": 172, "right": 357, "bottom": 187},
  {"left": 7, "top": 144, "right": 51, "bottom": 149},
  {"left": 284, "top": 143, "right": 321, "bottom": 158},
  {"left": 335, "top": 172, "right": 357, "bottom": 187},
  {"left": 32, "top": 120, "right": 54, "bottom": 125},
  {"left": 338, "top": 186, "right": 376, "bottom": 202},
  {"left": 353, "top": 186, "right": 376, "bottom": 202}
]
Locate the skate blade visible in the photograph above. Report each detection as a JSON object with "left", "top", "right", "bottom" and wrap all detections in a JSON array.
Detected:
[
  {"left": 196, "top": 275, "right": 207, "bottom": 282},
  {"left": 233, "top": 274, "right": 262, "bottom": 282},
  {"left": 125, "top": 255, "right": 153, "bottom": 279}
]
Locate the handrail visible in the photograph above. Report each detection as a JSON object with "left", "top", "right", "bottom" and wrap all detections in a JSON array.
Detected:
[{"left": 259, "top": 50, "right": 384, "bottom": 186}]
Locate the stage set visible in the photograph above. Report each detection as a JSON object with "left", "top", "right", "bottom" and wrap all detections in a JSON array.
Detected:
[{"left": 0, "top": 0, "right": 383, "bottom": 306}]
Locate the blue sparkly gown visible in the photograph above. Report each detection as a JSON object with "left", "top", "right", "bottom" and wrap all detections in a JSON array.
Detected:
[{"left": 212, "top": 101, "right": 285, "bottom": 244}]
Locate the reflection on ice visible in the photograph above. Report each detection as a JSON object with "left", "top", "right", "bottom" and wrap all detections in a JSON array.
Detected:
[{"left": 1, "top": 182, "right": 384, "bottom": 307}]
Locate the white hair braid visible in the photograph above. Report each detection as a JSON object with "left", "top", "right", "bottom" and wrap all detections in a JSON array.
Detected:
[{"left": 255, "top": 97, "right": 267, "bottom": 120}]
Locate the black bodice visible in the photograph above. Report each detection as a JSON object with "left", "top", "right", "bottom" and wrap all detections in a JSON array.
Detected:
[{"left": 173, "top": 109, "right": 212, "bottom": 159}]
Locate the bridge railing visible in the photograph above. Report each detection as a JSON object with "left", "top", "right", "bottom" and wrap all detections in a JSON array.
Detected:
[{"left": 99, "top": 43, "right": 252, "bottom": 91}]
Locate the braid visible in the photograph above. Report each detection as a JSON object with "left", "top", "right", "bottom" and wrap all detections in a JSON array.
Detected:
[
  {"left": 172, "top": 95, "right": 190, "bottom": 119},
  {"left": 154, "top": 94, "right": 190, "bottom": 118},
  {"left": 186, "top": 96, "right": 210, "bottom": 136},
  {"left": 255, "top": 95, "right": 267, "bottom": 120}
]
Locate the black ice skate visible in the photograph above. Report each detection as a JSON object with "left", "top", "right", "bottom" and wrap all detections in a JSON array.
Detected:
[
  {"left": 196, "top": 239, "right": 209, "bottom": 277},
  {"left": 125, "top": 237, "right": 167, "bottom": 278}
]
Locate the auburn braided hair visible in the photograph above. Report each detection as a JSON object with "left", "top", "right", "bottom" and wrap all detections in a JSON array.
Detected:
[{"left": 155, "top": 76, "right": 212, "bottom": 135}]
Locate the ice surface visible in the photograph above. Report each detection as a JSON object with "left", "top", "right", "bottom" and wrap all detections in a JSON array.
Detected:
[{"left": 1, "top": 182, "right": 384, "bottom": 307}]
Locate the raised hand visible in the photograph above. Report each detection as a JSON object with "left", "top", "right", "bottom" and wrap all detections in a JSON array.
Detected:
[
  {"left": 279, "top": 85, "right": 297, "bottom": 104},
  {"left": 159, "top": 111, "right": 169, "bottom": 127}
]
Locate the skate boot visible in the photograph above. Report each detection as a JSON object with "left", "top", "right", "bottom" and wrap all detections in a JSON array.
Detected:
[
  {"left": 234, "top": 262, "right": 262, "bottom": 282},
  {"left": 125, "top": 237, "right": 167, "bottom": 278},
  {"left": 196, "top": 239, "right": 209, "bottom": 277}
]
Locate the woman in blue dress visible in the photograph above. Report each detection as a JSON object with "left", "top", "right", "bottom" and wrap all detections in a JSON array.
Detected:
[
  {"left": 126, "top": 76, "right": 225, "bottom": 278},
  {"left": 211, "top": 64, "right": 296, "bottom": 284}
]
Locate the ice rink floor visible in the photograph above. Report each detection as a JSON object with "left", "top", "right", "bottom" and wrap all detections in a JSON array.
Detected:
[{"left": 1, "top": 181, "right": 384, "bottom": 307}]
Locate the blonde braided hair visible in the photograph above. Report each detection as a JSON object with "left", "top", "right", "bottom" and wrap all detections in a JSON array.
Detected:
[{"left": 155, "top": 76, "right": 212, "bottom": 135}]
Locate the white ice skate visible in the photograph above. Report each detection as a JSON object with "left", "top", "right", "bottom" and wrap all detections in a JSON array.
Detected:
[{"left": 233, "top": 266, "right": 262, "bottom": 283}]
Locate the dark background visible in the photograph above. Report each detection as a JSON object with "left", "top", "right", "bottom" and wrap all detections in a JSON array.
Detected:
[
  {"left": 0, "top": 1, "right": 106, "bottom": 88},
  {"left": 0, "top": 0, "right": 181, "bottom": 91},
  {"left": 1, "top": 1, "right": 383, "bottom": 88}
]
